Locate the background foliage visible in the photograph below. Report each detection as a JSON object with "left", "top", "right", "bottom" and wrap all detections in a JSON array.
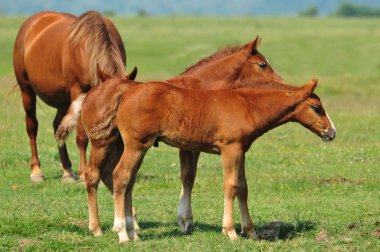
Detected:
[{"left": 1, "top": 0, "right": 380, "bottom": 16}]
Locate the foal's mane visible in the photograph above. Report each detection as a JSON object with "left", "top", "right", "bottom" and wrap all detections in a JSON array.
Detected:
[
  {"left": 69, "top": 11, "right": 126, "bottom": 86},
  {"left": 232, "top": 79, "right": 298, "bottom": 91},
  {"left": 181, "top": 45, "right": 244, "bottom": 75}
]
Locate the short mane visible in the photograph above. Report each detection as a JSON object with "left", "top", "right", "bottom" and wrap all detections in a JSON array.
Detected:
[
  {"left": 232, "top": 79, "right": 298, "bottom": 91},
  {"left": 69, "top": 11, "right": 126, "bottom": 86},
  {"left": 181, "top": 44, "right": 244, "bottom": 75}
]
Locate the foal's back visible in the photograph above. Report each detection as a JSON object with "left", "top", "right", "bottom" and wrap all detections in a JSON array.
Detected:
[{"left": 116, "top": 82, "right": 290, "bottom": 153}]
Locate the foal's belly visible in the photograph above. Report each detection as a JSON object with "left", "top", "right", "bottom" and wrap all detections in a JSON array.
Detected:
[{"left": 160, "top": 136, "right": 221, "bottom": 155}]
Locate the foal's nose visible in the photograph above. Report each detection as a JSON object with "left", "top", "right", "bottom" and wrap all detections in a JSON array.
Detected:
[{"left": 323, "top": 128, "right": 336, "bottom": 142}]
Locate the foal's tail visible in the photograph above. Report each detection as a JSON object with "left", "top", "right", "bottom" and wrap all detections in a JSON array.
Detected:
[
  {"left": 69, "top": 11, "right": 126, "bottom": 86},
  {"left": 55, "top": 94, "right": 86, "bottom": 146}
]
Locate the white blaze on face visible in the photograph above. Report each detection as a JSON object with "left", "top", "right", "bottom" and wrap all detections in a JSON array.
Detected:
[
  {"left": 265, "top": 57, "right": 282, "bottom": 81},
  {"left": 326, "top": 112, "right": 336, "bottom": 132}
]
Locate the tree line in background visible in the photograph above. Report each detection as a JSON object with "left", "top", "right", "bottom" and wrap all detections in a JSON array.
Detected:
[
  {"left": 1, "top": 1, "right": 380, "bottom": 17},
  {"left": 300, "top": 1, "right": 380, "bottom": 17}
]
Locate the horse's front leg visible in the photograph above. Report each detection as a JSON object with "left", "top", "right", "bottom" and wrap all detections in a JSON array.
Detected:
[
  {"left": 53, "top": 109, "right": 75, "bottom": 182},
  {"left": 236, "top": 157, "right": 258, "bottom": 240},
  {"left": 85, "top": 144, "right": 109, "bottom": 236},
  {"left": 177, "top": 149, "right": 200, "bottom": 234},
  {"left": 76, "top": 119, "right": 88, "bottom": 181},
  {"left": 221, "top": 145, "right": 246, "bottom": 240}
]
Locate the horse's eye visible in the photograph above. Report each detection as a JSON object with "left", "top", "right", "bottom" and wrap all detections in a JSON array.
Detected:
[
  {"left": 311, "top": 105, "right": 322, "bottom": 115},
  {"left": 258, "top": 62, "right": 267, "bottom": 69}
]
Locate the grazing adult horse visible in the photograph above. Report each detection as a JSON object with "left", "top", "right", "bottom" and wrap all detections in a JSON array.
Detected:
[
  {"left": 56, "top": 37, "right": 288, "bottom": 236},
  {"left": 13, "top": 11, "right": 127, "bottom": 182},
  {"left": 98, "top": 79, "right": 336, "bottom": 242}
]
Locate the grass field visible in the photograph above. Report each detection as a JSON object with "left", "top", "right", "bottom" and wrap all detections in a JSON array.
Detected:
[{"left": 0, "top": 15, "right": 379, "bottom": 251}]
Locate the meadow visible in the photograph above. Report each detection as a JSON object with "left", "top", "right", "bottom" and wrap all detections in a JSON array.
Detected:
[{"left": 0, "top": 15, "right": 379, "bottom": 251}]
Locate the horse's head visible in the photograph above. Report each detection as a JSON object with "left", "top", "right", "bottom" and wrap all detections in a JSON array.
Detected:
[
  {"left": 236, "top": 36, "right": 286, "bottom": 84},
  {"left": 180, "top": 36, "right": 286, "bottom": 87},
  {"left": 292, "top": 80, "right": 336, "bottom": 142}
]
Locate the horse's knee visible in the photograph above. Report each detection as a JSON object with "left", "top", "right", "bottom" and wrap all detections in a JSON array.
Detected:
[
  {"left": 85, "top": 166, "right": 100, "bottom": 189},
  {"left": 76, "top": 132, "right": 88, "bottom": 147}
]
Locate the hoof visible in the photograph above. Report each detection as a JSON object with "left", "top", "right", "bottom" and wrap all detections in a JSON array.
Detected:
[
  {"left": 90, "top": 226, "right": 103, "bottom": 237},
  {"left": 93, "top": 230, "right": 103, "bottom": 237},
  {"left": 183, "top": 222, "right": 193, "bottom": 235},
  {"left": 222, "top": 227, "right": 239, "bottom": 241},
  {"left": 119, "top": 239, "right": 131, "bottom": 244},
  {"left": 177, "top": 216, "right": 193, "bottom": 235},
  {"left": 30, "top": 175, "right": 45, "bottom": 183},
  {"left": 133, "top": 220, "right": 140, "bottom": 232},
  {"left": 133, "top": 234, "right": 140, "bottom": 241},
  {"left": 78, "top": 176, "right": 86, "bottom": 184},
  {"left": 117, "top": 230, "right": 130, "bottom": 243},
  {"left": 61, "top": 174, "right": 77, "bottom": 183},
  {"left": 78, "top": 176, "right": 86, "bottom": 185},
  {"left": 241, "top": 230, "right": 259, "bottom": 240}
]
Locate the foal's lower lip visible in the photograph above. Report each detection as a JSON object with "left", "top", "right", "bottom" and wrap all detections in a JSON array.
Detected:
[{"left": 321, "top": 133, "right": 330, "bottom": 142}]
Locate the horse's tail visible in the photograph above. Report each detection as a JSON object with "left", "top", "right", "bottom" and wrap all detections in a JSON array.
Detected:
[
  {"left": 69, "top": 11, "right": 126, "bottom": 86},
  {"left": 55, "top": 94, "right": 86, "bottom": 146},
  {"left": 86, "top": 91, "right": 124, "bottom": 141}
]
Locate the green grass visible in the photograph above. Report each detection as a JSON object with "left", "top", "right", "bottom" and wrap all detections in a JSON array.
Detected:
[{"left": 0, "top": 15, "right": 379, "bottom": 251}]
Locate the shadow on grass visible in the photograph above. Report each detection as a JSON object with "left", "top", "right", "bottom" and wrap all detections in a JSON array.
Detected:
[
  {"left": 101, "top": 219, "right": 316, "bottom": 241},
  {"left": 254, "top": 220, "right": 316, "bottom": 241}
]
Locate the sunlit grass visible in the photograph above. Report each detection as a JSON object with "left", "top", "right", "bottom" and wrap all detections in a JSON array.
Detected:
[{"left": 0, "top": 16, "right": 379, "bottom": 251}]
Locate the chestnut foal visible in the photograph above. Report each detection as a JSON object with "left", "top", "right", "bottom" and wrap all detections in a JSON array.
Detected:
[{"left": 105, "top": 79, "right": 335, "bottom": 242}]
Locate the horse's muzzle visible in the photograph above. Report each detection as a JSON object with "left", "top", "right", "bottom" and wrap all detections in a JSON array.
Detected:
[{"left": 322, "top": 128, "right": 336, "bottom": 142}]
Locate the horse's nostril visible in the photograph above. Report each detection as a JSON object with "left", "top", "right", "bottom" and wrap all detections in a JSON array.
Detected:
[{"left": 327, "top": 128, "right": 336, "bottom": 140}]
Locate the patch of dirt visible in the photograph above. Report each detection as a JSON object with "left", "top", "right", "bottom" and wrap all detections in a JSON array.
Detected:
[
  {"left": 18, "top": 239, "right": 40, "bottom": 248},
  {"left": 315, "top": 230, "right": 328, "bottom": 242},
  {"left": 348, "top": 223, "right": 361, "bottom": 230},
  {"left": 341, "top": 236, "right": 353, "bottom": 243},
  {"left": 373, "top": 228, "right": 380, "bottom": 239},
  {"left": 315, "top": 230, "right": 334, "bottom": 242},
  {"left": 356, "top": 232, "right": 367, "bottom": 237},
  {"left": 309, "top": 176, "right": 362, "bottom": 186}
]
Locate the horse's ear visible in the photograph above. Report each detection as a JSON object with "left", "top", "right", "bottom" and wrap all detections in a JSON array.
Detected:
[
  {"left": 97, "top": 64, "right": 111, "bottom": 83},
  {"left": 303, "top": 79, "right": 318, "bottom": 96},
  {"left": 244, "top": 36, "right": 261, "bottom": 55},
  {"left": 126, "top": 66, "right": 138, "bottom": 80}
]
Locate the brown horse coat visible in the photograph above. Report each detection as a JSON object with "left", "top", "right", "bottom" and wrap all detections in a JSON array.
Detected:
[
  {"left": 56, "top": 37, "right": 290, "bottom": 236},
  {"left": 109, "top": 79, "right": 335, "bottom": 242},
  {"left": 14, "top": 11, "right": 127, "bottom": 181}
]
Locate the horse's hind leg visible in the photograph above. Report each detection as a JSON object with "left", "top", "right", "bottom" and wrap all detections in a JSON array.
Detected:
[
  {"left": 53, "top": 109, "right": 76, "bottom": 182},
  {"left": 76, "top": 120, "right": 88, "bottom": 181},
  {"left": 20, "top": 85, "right": 43, "bottom": 182},
  {"left": 177, "top": 149, "right": 200, "bottom": 234},
  {"left": 100, "top": 136, "right": 140, "bottom": 231},
  {"left": 85, "top": 144, "right": 108, "bottom": 236}
]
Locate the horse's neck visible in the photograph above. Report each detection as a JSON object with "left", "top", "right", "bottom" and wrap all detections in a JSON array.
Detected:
[
  {"left": 241, "top": 89, "right": 302, "bottom": 137},
  {"left": 166, "top": 76, "right": 228, "bottom": 90},
  {"left": 170, "top": 54, "right": 243, "bottom": 88}
]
